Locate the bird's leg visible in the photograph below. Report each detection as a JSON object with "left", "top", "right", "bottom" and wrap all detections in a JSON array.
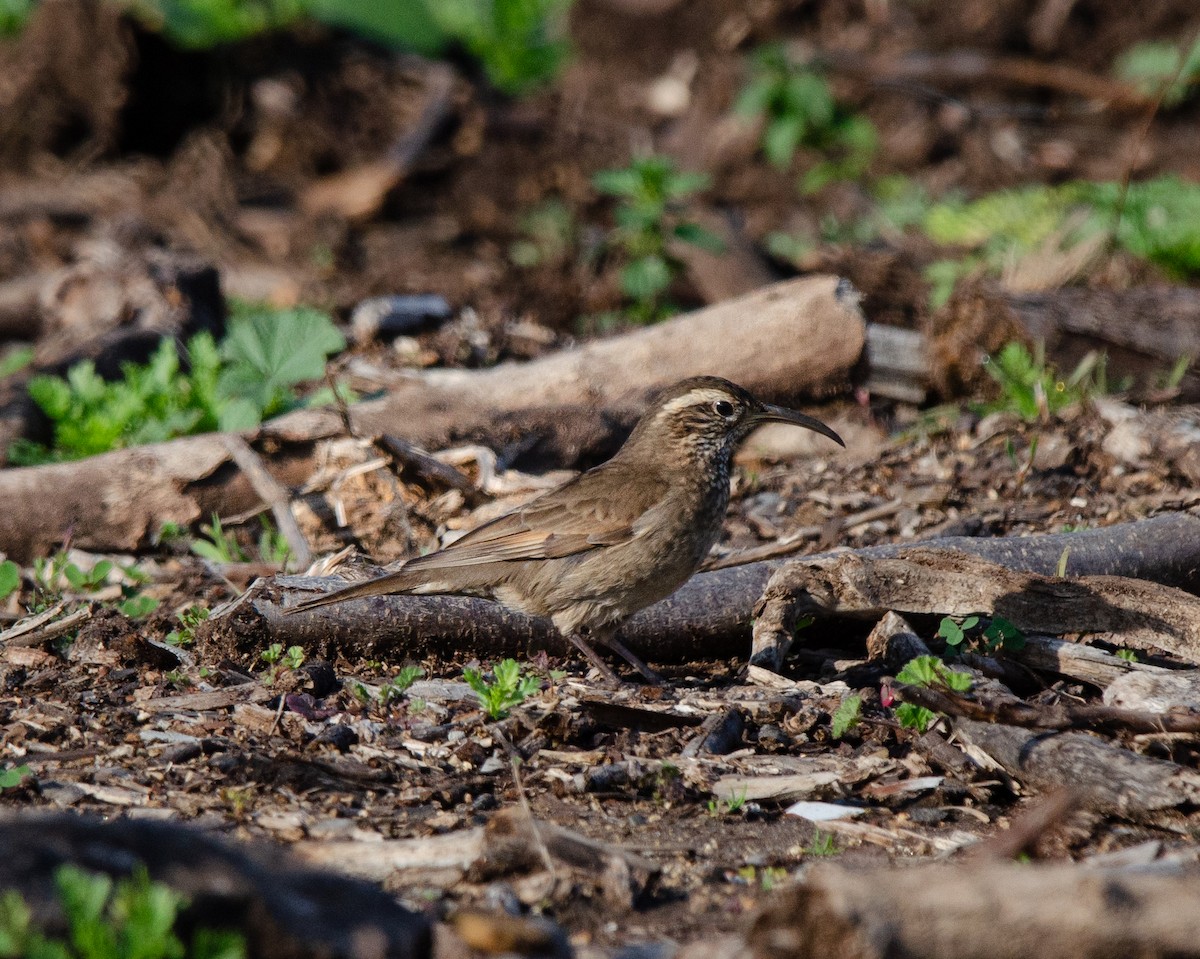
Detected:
[
  {"left": 595, "top": 630, "right": 663, "bottom": 684},
  {"left": 567, "top": 632, "right": 622, "bottom": 685}
]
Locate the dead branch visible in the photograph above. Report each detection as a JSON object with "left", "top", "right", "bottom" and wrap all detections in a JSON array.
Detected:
[
  {"left": 0, "top": 275, "right": 863, "bottom": 560},
  {"left": 896, "top": 682, "right": 1200, "bottom": 734},
  {"left": 749, "top": 861, "right": 1200, "bottom": 959},
  {"left": 953, "top": 718, "right": 1200, "bottom": 815},
  {"left": 248, "top": 511, "right": 1200, "bottom": 667},
  {"left": 2, "top": 813, "right": 431, "bottom": 958},
  {"left": 751, "top": 528, "right": 1200, "bottom": 669}
]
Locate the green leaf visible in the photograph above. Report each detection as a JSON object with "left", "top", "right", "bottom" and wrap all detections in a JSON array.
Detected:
[
  {"left": 119, "top": 595, "right": 160, "bottom": 619},
  {"left": 620, "top": 256, "right": 673, "bottom": 301},
  {"left": 672, "top": 221, "right": 725, "bottom": 253},
  {"left": 763, "top": 114, "right": 803, "bottom": 169},
  {"left": 983, "top": 615, "right": 1026, "bottom": 651},
  {"left": 895, "top": 702, "right": 935, "bottom": 732},
  {"left": 830, "top": 694, "right": 862, "bottom": 738},
  {"left": 0, "top": 560, "right": 19, "bottom": 601},
  {"left": 0, "top": 763, "right": 32, "bottom": 789},
  {"left": 218, "top": 305, "right": 345, "bottom": 418}
]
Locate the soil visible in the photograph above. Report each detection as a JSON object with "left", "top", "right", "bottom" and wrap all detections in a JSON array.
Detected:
[{"left": 3, "top": 0, "right": 1200, "bottom": 955}]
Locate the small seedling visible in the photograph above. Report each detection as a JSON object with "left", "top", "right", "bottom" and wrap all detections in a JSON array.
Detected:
[
  {"left": 165, "top": 605, "right": 210, "bottom": 647},
  {"left": 735, "top": 43, "right": 876, "bottom": 189},
  {"left": 982, "top": 342, "right": 1106, "bottom": 422},
  {"left": 464, "top": 659, "right": 541, "bottom": 719},
  {"left": 0, "top": 559, "right": 19, "bottom": 602},
  {"left": 432, "top": 0, "right": 570, "bottom": 95},
  {"left": 805, "top": 831, "right": 838, "bottom": 857},
  {"left": 938, "top": 614, "right": 1025, "bottom": 655},
  {"left": 937, "top": 615, "right": 979, "bottom": 648},
  {"left": 256, "top": 517, "right": 291, "bottom": 567},
  {"left": 1116, "top": 648, "right": 1140, "bottom": 663},
  {"left": 893, "top": 655, "right": 973, "bottom": 732},
  {"left": 592, "top": 155, "right": 723, "bottom": 324},
  {"left": 0, "top": 764, "right": 32, "bottom": 790},
  {"left": 830, "top": 694, "right": 862, "bottom": 738},
  {"left": 260, "top": 643, "right": 305, "bottom": 684},
  {"left": 191, "top": 514, "right": 248, "bottom": 564},
  {"left": 0, "top": 863, "right": 246, "bottom": 959},
  {"left": 707, "top": 789, "right": 749, "bottom": 817},
  {"left": 13, "top": 303, "right": 344, "bottom": 465},
  {"left": 378, "top": 665, "right": 425, "bottom": 706}
]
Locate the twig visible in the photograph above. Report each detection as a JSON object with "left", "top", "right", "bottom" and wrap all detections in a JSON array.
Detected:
[
  {"left": 491, "top": 725, "right": 557, "bottom": 876},
  {"left": 895, "top": 682, "right": 1200, "bottom": 734},
  {"left": 221, "top": 435, "right": 311, "bottom": 571}
]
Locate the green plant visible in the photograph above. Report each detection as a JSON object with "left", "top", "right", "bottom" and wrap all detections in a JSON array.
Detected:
[
  {"left": 592, "top": 156, "right": 723, "bottom": 324},
  {"left": 13, "top": 304, "right": 344, "bottom": 465},
  {"left": 164, "top": 605, "right": 209, "bottom": 647},
  {"left": 937, "top": 614, "right": 1026, "bottom": 654},
  {"left": 509, "top": 198, "right": 574, "bottom": 267},
  {"left": 707, "top": 789, "right": 748, "bottom": 817},
  {"left": 805, "top": 831, "right": 838, "bottom": 857},
  {"left": 0, "top": 344, "right": 33, "bottom": 378},
  {"left": 0, "top": 863, "right": 245, "bottom": 959},
  {"left": 189, "top": 515, "right": 247, "bottom": 564},
  {"left": 1114, "top": 36, "right": 1200, "bottom": 107},
  {"left": 1116, "top": 648, "right": 1140, "bottom": 663},
  {"left": 735, "top": 44, "right": 876, "bottom": 190},
  {"left": 260, "top": 643, "right": 305, "bottom": 683},
  {"left": 0, "top": 559, "right": 19, "bottom": 602},
  {"left": 893, "top": 655, "right": 973, "bottom": 732},
  {"left": 432, "top": 0, "right": 570, "bottom": 94},
  {"left": 378, "top": 665, "right": 425, "bottom": 705},
  {"left": 0, "top": 764, "right": 32, "bottom": 790},
  {"left": 464, "top": 659, "right": 540, "bottom": 719},
  {"left": 982, "top": 342, "right": 1108, "bottom": 421},
  {"left": 255, "top": 518, "right": 291, "bottom": 567},
  {"left": 830, "top": 694, "right": 862, "bottom": 738},
  {"left": 921, "top": 177, "right": 1200, "bottom": 307}
]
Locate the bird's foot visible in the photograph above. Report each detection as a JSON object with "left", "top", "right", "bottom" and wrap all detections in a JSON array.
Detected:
[
  {"left": 568, "top": 633, "right": 625, "bottom": 686},
  {"left": 599, "top": 634, "right": 663, "bottom": 685}
]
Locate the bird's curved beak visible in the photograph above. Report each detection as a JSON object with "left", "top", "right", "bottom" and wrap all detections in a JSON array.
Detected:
[{"left": 753, "top": 403, "right": 845, "bottom": 447}]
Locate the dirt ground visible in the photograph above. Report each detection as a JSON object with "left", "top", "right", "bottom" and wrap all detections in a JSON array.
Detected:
[{"left": 3, "top": 0, "right": 1200, "bottom": 954}]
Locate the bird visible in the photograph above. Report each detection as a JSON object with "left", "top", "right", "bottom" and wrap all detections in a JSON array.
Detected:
[{"left": 286, "top": 376, "right": 844, "bottom": 682}]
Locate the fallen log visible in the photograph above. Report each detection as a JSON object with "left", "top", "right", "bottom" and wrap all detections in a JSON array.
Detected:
[
  {"left": 232, "top": 511, "right": 1200, "bottom": 667},
  {"left": 951, "top": 718, "right": 1200, "bottom": 815},
  {"left": 751, "top": 525, "right": 1200, "bottom": 668},
  {"left": 749, "top": 861, "right": 1200, "bottom": 959},
  {"left": 0, "top": 813, "right": 431, "bottom": 959},
  {"left": 0, "top": 275, "right": 863, "bottom": 560}
]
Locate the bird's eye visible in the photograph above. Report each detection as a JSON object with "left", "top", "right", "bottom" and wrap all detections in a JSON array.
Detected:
[{"left": 713, "top": 399, "right": 735, "bottom": 418}]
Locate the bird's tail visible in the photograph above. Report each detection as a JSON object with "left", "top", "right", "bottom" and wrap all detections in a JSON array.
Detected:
[{"left": 282, "top": 569, "right": 421, "bottom": 615}]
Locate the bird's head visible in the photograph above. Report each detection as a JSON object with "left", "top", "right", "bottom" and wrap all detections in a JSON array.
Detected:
[{"left": 621, "top": 376, "right": 844, "bottom": 466}]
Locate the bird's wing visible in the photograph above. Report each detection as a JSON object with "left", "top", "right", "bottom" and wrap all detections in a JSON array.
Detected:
[{"left": 400, "top": 468, "right": 669, "bottom": 571}]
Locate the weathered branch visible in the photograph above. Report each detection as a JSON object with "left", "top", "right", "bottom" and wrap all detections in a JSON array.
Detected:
[
  {"left": 751, "top": 521, "right": 1200, "bottom": 668},
  {"left": 951, "top": 718, "right": 1200, "bottom": 815},
  {"left": 0, "top": 275, "right": 864, "bottom": 560},
  {"left": 895, "top": 682, "right": 1200, "bottom": 734},
  {"left": 749, "top": 861, "right": 1200, "bottom": 959},
  {"left": 231, "top": 512, "right": 1200, "bottom": 668}
]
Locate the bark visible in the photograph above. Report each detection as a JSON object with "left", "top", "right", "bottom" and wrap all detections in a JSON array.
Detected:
[
  {"left": 0, "top": 275, "right": 864, "bottom": 560},
  {"left": 751, "top": 514, "right": 1200, "bottom": 669},
  {"left": 749, "top": 861, "right": 1200, "bottom": 959},
  {"left": 952, "top": 718, "right": 1200, "bottom": 815},
  {"left": 244, "top": 511, "right": 1200, "bottom": 667},
  {"left": 2, "top": 813, "right": 431, "bottom": 959},
  {"left": 895, "top": 682, "right": 1200, "bottom": 735}
]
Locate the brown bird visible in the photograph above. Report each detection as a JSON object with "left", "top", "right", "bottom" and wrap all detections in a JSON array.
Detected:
[{"left": 287, "top": 376, "right": 843, "bottom": 681}]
